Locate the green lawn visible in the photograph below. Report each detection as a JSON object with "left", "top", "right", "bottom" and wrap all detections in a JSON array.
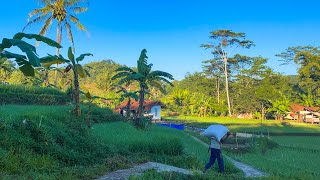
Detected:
[
  {"left": 165, "top": 116, "right": 320, "bottom": 134},
  {"left": 272, "top": 136, "right": 320, "bottom": 150}
]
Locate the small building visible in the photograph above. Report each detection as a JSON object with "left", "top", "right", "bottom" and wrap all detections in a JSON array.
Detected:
[
  {"left": 115, "top": 100, "right": 163, "bottom": 120},
  {"left": 288, "top": 103, "right": 320, "bottom": 124}
]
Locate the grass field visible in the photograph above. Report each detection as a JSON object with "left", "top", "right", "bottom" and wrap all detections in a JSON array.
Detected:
[
  {"left": 0, "top": 105, "right": 244, "bottom": 179},
  {"left": 165, "top": 116, "right": 320, "bottom": 134},
  {"left": 92, "top": 122, "right": 243, "bottom": 179},
  {"left": 167, "top": 116, "right": 320, "bottom": 179}
]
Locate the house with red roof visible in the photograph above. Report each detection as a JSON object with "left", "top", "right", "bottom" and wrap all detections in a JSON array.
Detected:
[
  {"left": 288, "top": 103, "right": 320, "bottom": 124},
  {"left": 115, "top": 100, "right": 163, "bottom": 120}
]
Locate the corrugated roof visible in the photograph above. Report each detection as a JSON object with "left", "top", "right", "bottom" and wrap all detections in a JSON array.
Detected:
[{"left": 290, "top": 103, "right": 320, "bottom": 113}]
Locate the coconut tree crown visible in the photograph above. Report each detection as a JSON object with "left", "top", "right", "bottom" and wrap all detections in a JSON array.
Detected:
[{"left": 23, "top": 0, "right": 89, "bottom": 49}]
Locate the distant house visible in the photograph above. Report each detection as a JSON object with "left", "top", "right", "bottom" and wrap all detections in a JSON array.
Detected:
[
  {"left": 115, "top": 100, "right": 163, "bottom": 120},
  {"left": 288, "top": 103, "right": 320, "bottom": 124}
]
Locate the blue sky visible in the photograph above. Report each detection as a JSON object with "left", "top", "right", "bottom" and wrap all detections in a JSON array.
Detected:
[{"left": 1, "top": 0, "right": 320, "bottom": 80}]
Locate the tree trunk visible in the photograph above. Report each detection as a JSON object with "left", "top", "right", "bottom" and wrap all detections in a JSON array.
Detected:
[
  {"left": 138, "top": 88, "right": 145, "bottom": 118},
  {"left": 54, "top": 22, "right": 62, "bottom": 86},
  {"left": 216, "top": 77, "right": 220, "bottom": 105},
  {"left": 224, "top": 57, "right": 232, "bottom": 117},
  {"left": 73, "top": 68, "right": 81, "bottom": 116},
  {"left": 126, "top": 98, "right": 131, "bottom": 119},
  {"left": 137, "top": 85, "right": 145, "bottom": 127}
]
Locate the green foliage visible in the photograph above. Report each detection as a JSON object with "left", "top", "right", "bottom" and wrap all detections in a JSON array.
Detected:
[
  {"left": 0, "top": 105, "right": 120, "bottom": 179},
  {"left": 83, "top": 60, "right": 122, "bottom": 92},
  {"left": 0, "top": 84, "right": 69, "bottom": 105},
  {"left": 0, "top": 33, "right": 61, "bottom": 76},
  {"left": 268, "top": 96, "right": 290, "bottom": 120},
  {"left": 112, "top": 49, "right": 174, "bottom": 127},
  {"left": 277, "top": 46, "right": 320, "bottom": 105}
]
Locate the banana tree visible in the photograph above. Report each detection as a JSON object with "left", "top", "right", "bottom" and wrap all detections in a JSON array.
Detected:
[
  {"left": 80, "top": 90, "right": 109, "bottom": 127},
  {"left": 112, "top": 49, "right": 174, "bottom": 127},
  {"left": 0, "top": 33, "right": 61, "bottom": 77},
  {"left": 42, "top": 47, "right": 92, "bottom": 116},
  {"left": 114, "top": 85, "right": 139, "bottom": 119}
]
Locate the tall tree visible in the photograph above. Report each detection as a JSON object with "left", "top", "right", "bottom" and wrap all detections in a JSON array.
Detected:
[
  {"left": 23, "top": 0, "right": 89, "bottom": 85},
  {"left": 277, "top": 46, "right": 320, "bottom": 105},
  {"left": 112, "top": 49, "right": 174, "bottom": 127},
  {"left": 202, "top": 60, "right": 224, "bottom": 104},
  {"left": 201, "top": 30, "right": 255, "bottom": 116}
]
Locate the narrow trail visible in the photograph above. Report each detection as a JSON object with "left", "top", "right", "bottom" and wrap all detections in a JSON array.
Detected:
[
  {"left": 190, "top": 135, "right": 268, "bottom": 178},
  {"left": 97, "top": 130, "right": 268, "bottom": 180},
  {"left": 96, "top": 162, "right": 200, "bottom": 180}
]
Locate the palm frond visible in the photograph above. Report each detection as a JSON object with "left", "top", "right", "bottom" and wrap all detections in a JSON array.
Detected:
[
  {"left": 149, "top": 81, "right": 166, "bottom": 93},
  {"left": 149, "top": 70, "right": 174, "bottom": 80},
  {"left": 28, "top": 6, "right": 51, "bottom": 19},
  {"left": 118, "top": 76, "right": 136, "bottom": 85},
  {"left": 65, "top": 22, "right": 75, "bottom": 52},
  {"left": 69, "top": 15, "right": 88, "bottom": 32},
  {"left": 150, "top": 76, "right": 174, "bottom": 87},
  {"left": 137, "top": 49, "right": 148, "bottom": 73},
  {"left": 112, "top": 71, "right": 132, "bottom": 80},
  {"left": 23, "top": 14, "right": 48, "bottom": 32},
  {"left": 70, "top": 7, "right": 88, "bottom": 14},
  {"left": 67, "top": 0, "right": 89, "bottom": 7},
  {"left": 37, "top": 0, "right": 52, "bottom": 5},
  {"left": 115, "top": 66, "right": 135, "bottom": 73},
  {"left": 39, "top": 16, "right": 53, "bottom": 36}
]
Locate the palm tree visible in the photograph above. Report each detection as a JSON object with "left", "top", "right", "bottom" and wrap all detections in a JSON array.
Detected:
[
  {"left": 23, "top": 0, "right": 89, "bottom": 85},
  {"left": 112, "top": 49, "right": 174, "bottom": 127}
]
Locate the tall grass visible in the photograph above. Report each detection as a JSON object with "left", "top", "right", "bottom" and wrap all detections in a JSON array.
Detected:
[
  {"left": 92, "top": 122, "right": 242, "bottom": 176},
  {"left": 0, "top": 84, "right": 70, "bottom": 105},
  {"left": 0, "top": 105, "right": 120, "bottom": 179},
  {"left": 0, "top": 84, "right": 65, "bottom": 95}
]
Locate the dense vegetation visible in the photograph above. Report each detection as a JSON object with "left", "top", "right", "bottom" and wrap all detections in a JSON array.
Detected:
[
  {"left": 0, "top": 104, "right": 244, "bottom": 179},
  {"left": 2, "top": 43, "right": 319, "bottom": 120}
]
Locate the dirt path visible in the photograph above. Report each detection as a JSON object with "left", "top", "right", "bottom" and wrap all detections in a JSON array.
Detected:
[
  {"left": 96, "top": 162, "right": 199, "bottom": 180},
  {"left": 97, "top": 132, "right": 268, "bottom": 179},
  {"left": 190, "top": 135, "right": 268, "bottom": 178}
]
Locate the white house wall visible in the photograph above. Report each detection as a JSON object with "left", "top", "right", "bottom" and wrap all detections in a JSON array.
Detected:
[{"left": 150, "top": 105, "right": 161, "bottom": 120}]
